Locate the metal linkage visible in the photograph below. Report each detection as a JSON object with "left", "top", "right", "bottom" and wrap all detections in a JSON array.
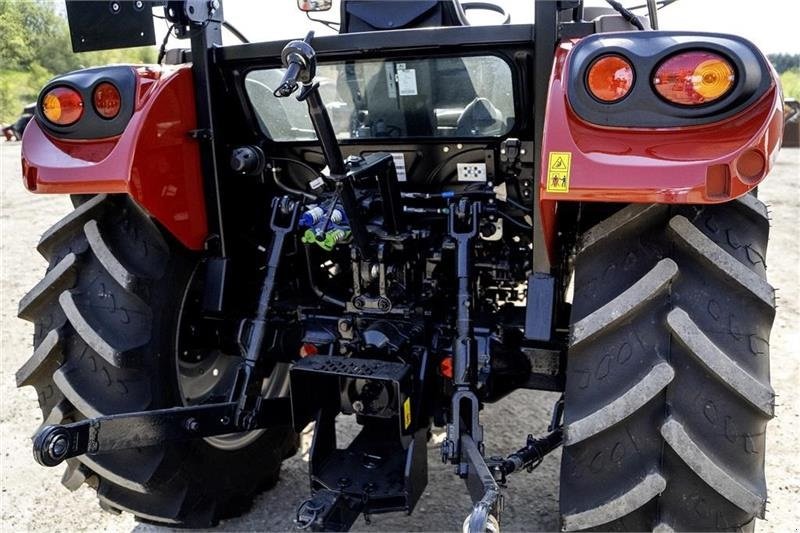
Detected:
[
  {"left": 490, "top": 429, "right": 563, "bottom": 483},
  {"left": 33, "top": 195, "right": 300, "bottom": 466},
  {"left": 443, "top": 199, "right": 483, "bottom": 466},
  {"left": 33, "top": 398, "right": 292, "bottom": 467},
  {"left": 231, "top": 195, "right": 298, "bottom": 429},
  {"left": 462, "top": 433, "right": 503, "bottom": 533}
]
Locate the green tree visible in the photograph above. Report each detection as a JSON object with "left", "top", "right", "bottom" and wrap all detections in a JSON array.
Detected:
[
  {"left": 768, "top": 53, "right": 800, "bottom": 74},
  {"left": 0, "top": 0, "right": 156, "bottom": 123},
  {"left": 781, "top": 69, "right": 800, "bottom": 100}
]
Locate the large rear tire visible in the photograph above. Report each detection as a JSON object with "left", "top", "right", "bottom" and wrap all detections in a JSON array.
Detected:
[
  {"left": 559, "top": 197, "right": 774, "bottom": 531},
  {"left": 16, "top": 194, "right": 298, "bottom": 527}
]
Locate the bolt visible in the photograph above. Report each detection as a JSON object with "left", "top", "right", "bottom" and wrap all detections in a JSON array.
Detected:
[
  {"left": 338, "top": 477, "right": 352, "bottom": 488},
  {"left": 352, "top": 400, "right": 364, "bottom": 413},
  {"left": 442, "top": 146, "right": 450, "bottom": 153},
  {"left": 338, "top": 320, "right": 352, "bottom": 333},
  {"left": 48, "top": 434, "right": 69, "bottom": 461},
  {"left": 377, "top": 298, "right": 391, "bottom": 312},
  {"left": 185, "top": 418, "right": 200, "bottom": 432},
  {"left": 353, "top": 297, "right": 365, "bottom": 310},
  {"left": 134, "top": 0, "right": 143, "bottom": 8},
  {"left": 110, "top": 2, "right": 120, "bottom": 12}
]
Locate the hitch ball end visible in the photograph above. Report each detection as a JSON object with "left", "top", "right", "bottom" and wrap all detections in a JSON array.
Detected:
[{"left": 32, "top": 425, "right": 72, "bottom": 467}]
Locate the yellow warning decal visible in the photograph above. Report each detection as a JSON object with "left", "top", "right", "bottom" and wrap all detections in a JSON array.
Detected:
[
  {"left": 546, "top": 151, "right": 572, "bottom": 193},
  {"left": 403, "top": 397, "right": 412, "bottom": 430}
]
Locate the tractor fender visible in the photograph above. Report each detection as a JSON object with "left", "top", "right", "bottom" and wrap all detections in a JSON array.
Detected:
[
  {"left": 539, "top": 39, "right": 784, "bottom": 259},
  {"left": 21, "top": 65, "right": 208, "bottom": 251}
]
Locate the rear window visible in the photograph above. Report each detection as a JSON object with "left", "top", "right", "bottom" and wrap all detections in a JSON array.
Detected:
[{"left": 245, "top": 55, "right": 515, "bottom": 141}]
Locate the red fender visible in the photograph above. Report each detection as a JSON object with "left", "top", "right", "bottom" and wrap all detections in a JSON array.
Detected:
[
  {"left": 21, "top": 65, "right": 208, "bottom": 250},
  {"left": 539, "top": 42, "right": 784, "bottom": 260}
]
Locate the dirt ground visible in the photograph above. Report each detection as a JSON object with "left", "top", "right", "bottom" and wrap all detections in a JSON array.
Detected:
[{"left": 0, "top": 142, "right": 798, "bottom": 532}]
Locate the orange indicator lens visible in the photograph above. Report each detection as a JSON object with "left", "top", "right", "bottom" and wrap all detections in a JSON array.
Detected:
[
  {"left": 42, "top": 86, "right": 84, "bottom": 126},
  {"left": 93, "top": 82, "right": 121, "bottom": 119},
  {"left": 587, "top": 55, "right": 635, "bottom": 102}
]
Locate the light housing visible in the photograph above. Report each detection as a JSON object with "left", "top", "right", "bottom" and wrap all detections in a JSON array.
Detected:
[
  {"left": 586, "top": 54, "right": 635, "bottom": 102},
  {"left": 653, "top": 51, "right": 736, "bottom": 106},
  {"left": 41, "top": 86, "right": 84, "bottom": 126},
  {"left": 93, "top": 82, "right": 122, "bottom": 119}
]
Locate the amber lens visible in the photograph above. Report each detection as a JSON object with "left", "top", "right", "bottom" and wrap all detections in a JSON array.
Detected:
[
  {"left": 93, "top": 82, "right": 121, "bottom": 119},
  {"left": 653, "top": 51, "right": 735, "bottom": 105},
  {"left": 692, "top": 58, "right": 735, "bottom": 99},
  {"left": 41, "top": 86, "right": 84, "bottom": 125},
  {"left": 587, "top": 55, "right": 635, "bottom": 102}
]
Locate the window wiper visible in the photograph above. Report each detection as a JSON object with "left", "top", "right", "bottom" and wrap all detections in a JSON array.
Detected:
[{"left": 605, "top": 0, "right": 646, "bottom": 30}]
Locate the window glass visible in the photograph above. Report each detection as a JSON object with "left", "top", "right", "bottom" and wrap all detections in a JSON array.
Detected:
[{"left": 245, "top": 55, "right": 515, "bottom": 141}]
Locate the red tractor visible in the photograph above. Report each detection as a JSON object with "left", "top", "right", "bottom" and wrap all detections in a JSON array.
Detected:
[{"left": 17, "top": 0, "right": 782, "bottom": 530}]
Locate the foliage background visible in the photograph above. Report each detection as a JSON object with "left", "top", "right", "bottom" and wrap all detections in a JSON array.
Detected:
[{"left": 0, "top": 0, "right": 155, "bottom": 123}]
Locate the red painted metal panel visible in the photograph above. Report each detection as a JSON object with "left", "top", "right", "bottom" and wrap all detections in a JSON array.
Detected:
[
  {"left": 21, "top": 66, "right": 208, "bottom": 250},
  {"left": 539, "top": 42, "right": 784, "bottom": 258}
]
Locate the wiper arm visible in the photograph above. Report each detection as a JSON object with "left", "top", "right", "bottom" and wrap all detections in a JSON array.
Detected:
[{"left": 605, "top": 0, "right": 646, "bottom": 30}]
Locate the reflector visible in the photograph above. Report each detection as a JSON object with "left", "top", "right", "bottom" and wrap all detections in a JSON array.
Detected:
[
  {"left": 653, "top": 51, "right": 735, "bottom": 105},
  {"left": 586, "top": 55, "right": 634, "bottom": 102},
  {"left": 93, "top": 82, "right": 121, "bottom": 119},
  {"left": 41, "top": 86, "right": 84, "bottom": 126}
]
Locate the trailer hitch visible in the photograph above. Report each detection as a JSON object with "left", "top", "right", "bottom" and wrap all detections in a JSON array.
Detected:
[{"left": 33, "top": 398, "right": 293, "bottom": 467}]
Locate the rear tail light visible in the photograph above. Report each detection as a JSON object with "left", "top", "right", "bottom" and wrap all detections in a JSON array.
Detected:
[
  {"left": 653, "top": 51, "right": 735, "bottom": 106},
  {"left": 586, "top": 55, "right": 634, "bottom": 102},
  {"left": 93, "top": 82, "right": 121, "bottom": 119},
  {"left": 41, "top": 86, "right": 84, "bottom": 126}
]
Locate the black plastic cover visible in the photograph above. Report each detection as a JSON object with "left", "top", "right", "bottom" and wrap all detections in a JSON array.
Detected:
[
  {"left": 567, "top": 31, "right": 772, "bottom": 128},
  {"left": 35, "top": 66, "right": 137, "bottom": 140},
  {"left": 65, "top": 0, "right": 155, "bottom": 53}
]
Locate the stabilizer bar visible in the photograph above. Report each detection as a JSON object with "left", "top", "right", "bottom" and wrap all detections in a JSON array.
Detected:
[{"left": 33, "top": 397, "right": 292, "bottom": 467}]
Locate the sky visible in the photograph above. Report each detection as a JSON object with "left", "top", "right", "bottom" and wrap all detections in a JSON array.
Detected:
[{"left": 179, "top": 0, "right": 800, "bottom": 56}]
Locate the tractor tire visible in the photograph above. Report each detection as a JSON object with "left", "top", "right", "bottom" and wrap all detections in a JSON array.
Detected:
[
  {"left": 16, "top": 194, "right": 298, "bottom": 527},
  {"left": 559, "top": 197, "right": 775, "bottom": 532}
]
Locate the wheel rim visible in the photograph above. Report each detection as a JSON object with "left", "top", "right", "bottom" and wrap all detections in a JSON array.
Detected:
[{"left": 175, "top": 265, "right": 289, "bottom": 450}]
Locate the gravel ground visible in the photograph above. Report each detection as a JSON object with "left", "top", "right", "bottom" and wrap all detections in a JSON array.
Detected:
[{"left": 1, "top": 141, "right": 798, "bottom": 532}]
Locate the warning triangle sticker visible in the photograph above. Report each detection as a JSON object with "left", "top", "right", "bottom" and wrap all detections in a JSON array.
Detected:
[{"left": 552, "top": 157, "right": 566, "bottom": 169}]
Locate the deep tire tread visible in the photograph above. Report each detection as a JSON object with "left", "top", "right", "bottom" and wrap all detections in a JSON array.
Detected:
[
  {"left": 37, "top": 194, "right": 107, "bottom": 259},
  {"left": 16, "top": 328, "right": 63, "bottom": 387},
  {"left": 560, "top": 198, "right": 774, "bottom": 532},
  {"left": 660, "top": 417, "right": 766, "bottom": 517},
  {"left": 17, "top": 194, "right": 296, "bottom": 527},
  {"left": 18, "top": 253, "right": 78, "bottom": 321}
]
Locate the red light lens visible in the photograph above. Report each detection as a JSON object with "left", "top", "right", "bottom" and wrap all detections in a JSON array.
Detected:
[
  {"left": 653, "top": 51, "right": 735, "bottom": 106},
  {"left": 587, "top": 55, "right": 635, "bottom": 102},
  {"left": 93, "top": 82, "right": 121, "bottom": 119},
  {"left": 41, "top": 86, "right": 83, "bottom": 126}
]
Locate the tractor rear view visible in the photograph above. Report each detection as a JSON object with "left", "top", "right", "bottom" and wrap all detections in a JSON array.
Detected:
[{"left": 16, "top": 0, "right": 782, "bottom": 531}]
